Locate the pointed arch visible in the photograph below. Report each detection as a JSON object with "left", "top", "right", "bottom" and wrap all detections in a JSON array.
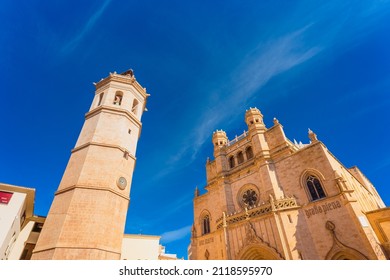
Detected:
[
  {"left": 236, "top": 243, "right": 284, "bottom": 260},
  {"left": 306, "top": 175, "right": 326, "bottom": 201},
  {"left": 325, "top": 220, "right": 369, "bottom": 260},
  {"left": 199, "top": 210, "right": 211, "bottom": 235},
  {"left": 326, "top": 250, "right": 368, "bottom": 260},
  {"left": 300, "top": 169, "right": 327, "bottom": 201}
]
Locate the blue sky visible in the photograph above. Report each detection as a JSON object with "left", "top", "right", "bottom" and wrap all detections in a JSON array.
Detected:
[{"left": 1, "top": 1, "right": 390, "bottom": 259}]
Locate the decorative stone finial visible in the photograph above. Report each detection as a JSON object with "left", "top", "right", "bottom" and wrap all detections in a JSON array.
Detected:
[
  {"left": 273, "top": 118, "right": 279, "bottom": 125},
  {"left": 308, "top": 128, "right": 318, "bottom": 143},
  {"left": 325, "top": 221, "right": 335, "bottom": 232},
  {"left": 194, "top": 186, "right": 200, "bottom": 197}
]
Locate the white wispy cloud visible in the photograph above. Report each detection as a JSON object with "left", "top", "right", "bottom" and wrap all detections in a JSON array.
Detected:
[
  {"left": 233, "top": 27, "right": 322, "bottom": 100},
  {"left": 185, "top": 2, "right": 390, "bottom": 161},
  {"left": 164, "top": 24, "right": 322, "bottom": 169},
  {"left": 161, "top": 225, "right": 192, "bottom": 243},
  {"left": 62, "top": 0, "right": 112, "bottom": 53},
  {"left": 151, "top": 0, "right": 390, "bottom": 181},
  {"left": 126, "top": 192, "right": 193, "bottom": 233}
]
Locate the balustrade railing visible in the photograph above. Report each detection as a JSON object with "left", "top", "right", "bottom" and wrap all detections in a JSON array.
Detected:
[
  {"left": 227, "top": 131, "right": 248, "bottom": 146},
  {"left": 216, "top": 196, "right": 299, "bottom": 229}
]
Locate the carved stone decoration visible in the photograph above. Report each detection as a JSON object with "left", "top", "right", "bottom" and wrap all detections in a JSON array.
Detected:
[
  {"left": 237, "top": 184, "right": 260, "bottom": 209},
  {"left": 234, "top": 221, "right": 284, "bottom": 260},
  {"left": 204, "top": 249, "right": 210, "bottom": 260},
  {"left": 194, "top": 186, "right": 200, "bottom": 197},
  {"left": 242, "top": 189, "right": 258, "bottom": 207},
  {"left": 369, "top": 236, "right": 386, "bottom": 259},
  {"left": 245, "top": 222, "right": 258, "bottom": 244},
  {"left": 191, "top": 224, "right": 197, "bottom": 238},
  {"left": 308, "top": 128, "right": 318, "bottom": 143},
  {"left": 326, "top": 221, "right": 335, "bottom": 231},
  {"left": 334, "top": 171, "right": 348, "bottom": 192},
  {"left": 325, "top": 220, "right": 369, "bottom": 260}
]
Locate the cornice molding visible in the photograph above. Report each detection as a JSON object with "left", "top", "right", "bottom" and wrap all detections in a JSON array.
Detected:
[
  {"left": 55, "top": 184, "right": 130, "bottom": 201},
  {"left": 94, "top": 73, "right": 150, "bottom": 100},
  {"left": 71, "top": 141, "right": 136, "bottom": 161},
  {"left": 85, "top": 105, "right": 142, "bottom": 139}
]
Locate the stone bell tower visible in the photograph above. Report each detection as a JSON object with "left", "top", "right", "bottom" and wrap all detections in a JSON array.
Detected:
[{"left": 32, "top": 70, "right": 149, "bottom": 259}]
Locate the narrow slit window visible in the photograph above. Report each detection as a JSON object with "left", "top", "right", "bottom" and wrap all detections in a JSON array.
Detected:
[
  {"left": 132, "top": 99, "right": 139, "bottom": 115},
  {"left": 229, "top": 156, "right": 235, "bottom": 169},
  {"left": 202, "top": 215, "right": 210, "bottom": 235},
  {"left": 237, "top": 151, "right": 244, "bottom": 164},
  {"left": 246, "top": 146, "right": 254, "bottom": 160},
  {"left": 97, "top": 92, "right": 104, "bottom": 106}
]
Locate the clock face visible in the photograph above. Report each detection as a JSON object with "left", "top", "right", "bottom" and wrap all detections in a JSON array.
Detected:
[{"left": 117, "top": 176, "right": 127, "bottom": 190}]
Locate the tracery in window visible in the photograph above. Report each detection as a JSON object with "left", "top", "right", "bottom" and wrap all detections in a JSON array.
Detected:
[
  {"left": 306, "top": 175, "right": 326, "bottom": 201},
  {"left": 242, "top": 189, "right": 258, "bottom": 207},
  {"left": 202, "top": 215, "right": 210, "bottom": 235}
]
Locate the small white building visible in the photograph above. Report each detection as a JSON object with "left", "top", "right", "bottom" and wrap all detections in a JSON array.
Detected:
[
  {"left": 1, "top": 183, "right": 180, "bottom": 260},
  {"left": 121, "top": 234, "right": 179, "bottom": 260},
  {"left": 0, "top": 183, "right": 44, "bottom": 260}
]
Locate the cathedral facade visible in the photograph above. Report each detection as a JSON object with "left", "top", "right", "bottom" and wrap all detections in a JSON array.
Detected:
[{"left": 189, "top": 108, "right": 390, "bottom": 260}]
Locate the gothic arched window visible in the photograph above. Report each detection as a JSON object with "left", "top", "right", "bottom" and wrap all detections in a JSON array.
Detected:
[
  {"left": 229, "top": 156, "right": 235, "bottom": 169},
  {"left": 246, "top": 146, "right": 254, "bottom": 160},
  {"left": 237, "top": 151, "right": 244, "bottom": 164},
  {"left": 306, "top": 175, "right": 326, "bottom": 201},
  {"left": 242, "top": 189, "right": 258, "bottom": 207},
  {"left": 202, "top": 215, "right": 210, "bottom": 235}
]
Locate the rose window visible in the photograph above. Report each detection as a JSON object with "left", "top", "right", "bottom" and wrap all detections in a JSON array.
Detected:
[{"left": 242, "top": 189, "right": 258, "bottom": 207}]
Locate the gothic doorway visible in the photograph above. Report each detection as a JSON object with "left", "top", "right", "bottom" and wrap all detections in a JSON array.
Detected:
[
  {"left": 236, "top": 244, "right": 283, "bottom": 260},
  {"left": 327, "top": 250, "right": 368, "bottom": 260}
]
